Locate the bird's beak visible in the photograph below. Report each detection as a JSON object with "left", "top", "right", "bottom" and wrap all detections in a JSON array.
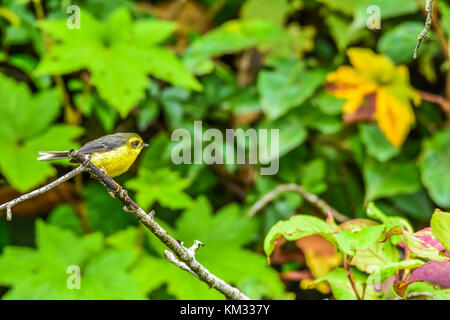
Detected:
[{"left": 142, "top": 143, "right": 149, "bottom": 148}]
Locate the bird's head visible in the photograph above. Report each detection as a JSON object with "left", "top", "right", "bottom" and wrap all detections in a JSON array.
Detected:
[{"left": 125, "top": 133, "right": 149, "bottom": 153}]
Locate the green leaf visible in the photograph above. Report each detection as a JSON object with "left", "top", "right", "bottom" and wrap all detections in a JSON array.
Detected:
[
  {"left": 367, "top": 259, "right": 425, "bottom": 285},
  {"left": 126, "top": 168, "right": 193, "bottom": 210},
  {"left": 431, "top": 209, "right": 450, "bottom": 252},
  {"left": 183, "top": 19, "right": 286, "bottom": 73},
  {"left": 390, "top": 190, "right": 434, "bottom": 221},
  {"left": 81, "top": 249, "right": 144, "bottom": 299},
  {"left": 131, "top": 254, "right": 224, "bottom": 299},
  {"left": 0, "top": 247, "right": 40, "bottom": 287},
  {"left": 264, "top": 214, "right": 335, "bottom": 258},
  {"left": 359, "top": 124, "right": 400, "bottom": 162},
  {"left": 397, "top": 228, "right": 450, "bottom": 261},
  {"left": 0, "top": 220, "right": 147, "bottom": 299},
  {"left": 137, "top": 100, "right": 159, "bottom": 131},
  {"left": 35, "top": 220, "right": 103, "bottom": 266},
  {"left": 300, "top": 158, "right": 327, "bottom": 194},
  {"left": 144, "top": 47, "right": 203, "bottom": 92},
  {"left": 258, "top": 61, "right": 326, "bottom": 120},
  {"left": 314, "top": 267, "right": 378, "bottom": 300},
  {"left": 317, "top": 0, "right": 367, "bottom": 16},
  {"left": 47, "top": 205, "right": 84, "bottom": 236},
  {"left": 0, "top": 220, "right": 8, "bottom": 253},
  {"left": 240, "top": 0, "right": 290, "bottom": 27},
  {"left": 105, "top": 227, "right": 140, "bottom": 252},
  {"left": 351, "top": 238, "right": 401, "bottom": 272},
  {"left": 0, "top": 221, "right": 104, "bottom": 299},
  {"left": 140, "top": 133, "right": 173, "bottom": 170},
  {"left": 35, "top": 8, "right": 201, "bottom": 117},
  {"left": 440, "top": 1, "right": 450, "bottom": 39},
  {"left": 0, "top": 74, "right": 83, "bottom": 192},
  {"left": 378, "top": 22, "right": 429, "bottom": 64},
  {"left": 84, "top": 182, "right": 137, "bottom": 236},
  {"left": 337, "top": 217, "right": 399, "bottom": 275},
  {"left": 366, "top": 202, "right": 413, "bottom": 233},
  {"left": 91, "top": 96, "right": 119, "bottom": 132},
  {"left": 417, "top": 42, "right": 440, "bottom": 83},
  {"left": 332, "top": 224, "right": 385, "bottom": 256},
  {"left": 363, "top": 159, "right": 421, "bottom": 202},
  {"left": 258, "top": 114, "right": 308, "bottom": 163},
  {"left": 312, "top": 90, "right": 345, "bottom": 116},
  {"left": 420, "top": 130, "right": 450, "bottom": 208},
  {"left": 406, "top": 282, "right": 450, "bottom": 300},
  {"left": 0, "top": 74, "right": 60, "bottom": 140},
  {"left": 3, "top": 0, "right": 44, "bottom": 55},
  {"left": 325, "top": 13, "right": 368, "bottom": 52},
  {"left": 352, "top": 0, "right": 419, "bottom": 29},
  {"left": 132, "top": 19, "right": 177, "bottom": 46}
]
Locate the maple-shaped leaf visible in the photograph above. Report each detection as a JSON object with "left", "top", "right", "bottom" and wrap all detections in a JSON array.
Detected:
[
  {"left": 326, "top": 48, "right": 420, "bottom": 147},
  {"left": 35, "top": 7, "right": 202, "bottom": 117},
  {"left": 134, "top": 197, "right": 286, "bottom": 299},
  {"left": 0, "top": 220, "right": 144, "bottom": 299},
  {"left": 125, "top": 167, "right": 193, "bottom": 210},
  {"left": 0, "top": 74, "right": 83, "bottom": 192}
]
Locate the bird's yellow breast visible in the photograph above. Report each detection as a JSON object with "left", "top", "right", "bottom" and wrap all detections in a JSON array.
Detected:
[{"left": 89, "top": 144, "right": 140, "bottom": 177}]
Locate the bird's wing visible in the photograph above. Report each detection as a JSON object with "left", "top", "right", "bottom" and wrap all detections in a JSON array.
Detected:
[{"left": 78, "top": 134, "right": 127, "bottom": 154}]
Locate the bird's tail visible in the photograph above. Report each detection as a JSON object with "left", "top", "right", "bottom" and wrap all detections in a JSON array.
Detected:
[{"left": 37, "top": 150, "right": 71, "bottom": 161}]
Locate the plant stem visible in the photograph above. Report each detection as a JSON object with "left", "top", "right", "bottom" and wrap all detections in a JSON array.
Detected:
[
  {"left": 343, "top": 255, "right": 362, "bottom": 300},
  {"left": 420, "top": 90, "right": 450, "bottom": 123}
]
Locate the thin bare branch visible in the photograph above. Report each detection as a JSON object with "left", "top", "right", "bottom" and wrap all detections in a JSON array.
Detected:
[
  {"left": 414, "top": 0, "right": 434, "bottom": 59},
  {"left": 420, "top": 90, "right": 450, "bottom": 122},
  {"left": 0, "top": 165, "right": 85, "bottom": 220},
  {"left": 71, "top": 150, "right": 250, "bottom": 299},
  {"left": 0, "top": 149, "right": 250, "bottom": 300},
  {"left": 247, "top": 183, "right": 349, "bottom": 222}
]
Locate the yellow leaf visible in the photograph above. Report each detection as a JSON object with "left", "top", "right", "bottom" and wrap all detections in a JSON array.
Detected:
[
  {"left": 375, "top": 88, "right": 415, "bottom": 147},
  {"left": 347, "top": 48, "right": 396, "bottom": 83},
  {"left": 326, "top": 48, "right": 420, "bottom": 147},
  {"left": 296, "top": 235, "right": 341, "bottom": 278},
  {"left": 326, "top": 66, "right": 377, "bottom": 114}
]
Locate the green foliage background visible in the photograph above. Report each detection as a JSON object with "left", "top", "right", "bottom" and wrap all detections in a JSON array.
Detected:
[{"left": 0, "top": 0, "right": 449, "bottom": 300}]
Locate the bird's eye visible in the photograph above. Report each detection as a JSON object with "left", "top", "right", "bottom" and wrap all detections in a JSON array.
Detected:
[{"left": 132, "top": 141, "right": 140, "bottom": 147}]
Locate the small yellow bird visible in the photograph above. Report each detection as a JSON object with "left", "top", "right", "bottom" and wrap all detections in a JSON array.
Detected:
[{"left": 37, "top": 133, "right": 149, "bottom": 177}]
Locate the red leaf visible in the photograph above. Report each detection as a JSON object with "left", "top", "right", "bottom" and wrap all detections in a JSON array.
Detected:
[
  {"left": 415, "top": 228, "right": 450, "bottom": 257},
  {"left": 408, "top": 260, "right": 450, "bottom": 289}
]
